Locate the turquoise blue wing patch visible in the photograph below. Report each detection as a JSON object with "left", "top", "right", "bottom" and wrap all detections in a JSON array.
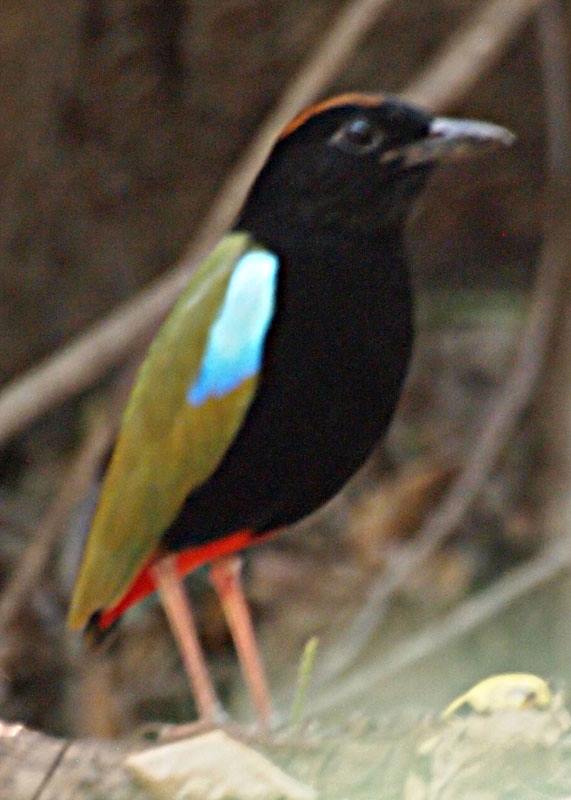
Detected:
[{"left": 187, "top": 249, "right": 279, "bottom": 406}]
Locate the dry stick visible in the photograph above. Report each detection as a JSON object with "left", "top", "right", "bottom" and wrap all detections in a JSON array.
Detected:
[
  {"left": 534, "top": 1, "right": 571, "bottom": 551},
  {"left": 312, "top": 528, "right": 571, "bottom": 716},
  {"left": 319, "top": 0, "right": 571, "bottom": 686},
  {"left": 181, "top": 0, "right": 397, "bottom": 252},
  {"left": 0, "top": 417, "right": 113, "bottom": 630},
  {"left": 0, "top": 0, "right": 395, "bottom": 447},
  {"left": 404, "top": 0, "right": 545, "bottom": 109},
  {"left": 318, "top": 211, "right": 571, "bottom": 697},
  {"left": 536, "top": 0, "right": 571, "bottom": 181},
  {"left": 0, "top": 362, "right": 138, "bottom": 636}
]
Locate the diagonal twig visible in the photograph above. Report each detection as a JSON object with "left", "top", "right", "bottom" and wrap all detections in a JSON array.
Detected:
[
  {"left": 405, "top": 0, "right": 545, "bottom": 109},
  {"left": 0, "top": 415, "right": 114, "bottom": 631},
  {"left": 311, "top": 527, "right": 571, "bottom": 716},
  {"left": 319, "top": 205, "right": 571, "bottom": 687},
  {"left": 0, "top": 357, "right": 139, "bottom": 632}
]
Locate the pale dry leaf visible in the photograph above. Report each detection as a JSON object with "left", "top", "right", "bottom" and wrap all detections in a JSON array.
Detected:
[{"left": 125, "top": 729, "right": 316, "bottom": 800}]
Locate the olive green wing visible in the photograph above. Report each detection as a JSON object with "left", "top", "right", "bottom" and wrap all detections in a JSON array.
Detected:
[{"left": 68, "top": 231, "right": 277, "bottom": 628}]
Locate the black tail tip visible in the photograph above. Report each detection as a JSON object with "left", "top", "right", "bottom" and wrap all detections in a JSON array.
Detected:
[{"left": 84, "top": 611, "right": 120, "bottom": 650}]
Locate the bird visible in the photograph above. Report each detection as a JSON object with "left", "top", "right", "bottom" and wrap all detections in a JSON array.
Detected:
[{"left": 68, "top": 92, "right": 514, "bottom": 729}]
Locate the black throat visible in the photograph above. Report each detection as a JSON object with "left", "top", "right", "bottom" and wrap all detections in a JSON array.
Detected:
[{"left": 238, "top": 195, "right": 413, "bottom": 401}]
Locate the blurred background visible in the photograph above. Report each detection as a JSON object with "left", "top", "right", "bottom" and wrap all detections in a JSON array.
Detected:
[{"left": 0, "top": 0, "right": 570, "bottom": 792}]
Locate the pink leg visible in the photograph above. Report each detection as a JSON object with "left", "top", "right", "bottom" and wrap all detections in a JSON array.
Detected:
[
  {"left": 209, "top": 555, "right": 272, "bottom": 729},
  {"left": 152, "top": 555, "right": 221, "bottom": 723}
]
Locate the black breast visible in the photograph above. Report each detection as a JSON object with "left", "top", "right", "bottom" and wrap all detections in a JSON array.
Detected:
[{"left": 163, "top": 229, "right": 413, "bottom": 551}]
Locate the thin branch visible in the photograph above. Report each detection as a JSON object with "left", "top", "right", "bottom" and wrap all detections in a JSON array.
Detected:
[
  {"left": 0, "top": 361, "right": 139, "bottom": 630},
  {"left": 319, "top": 210, "right": 571, "bottom": 686},
  {"left": 0, "top": 0, "right": 395, "bottom": 447},
  {"left": 534, "top": 0, "right": 571, "bottom": 545},
  {"left": 536, "top": 0, "right": 571, "bottom": 182},
  {"left": 310, "top": 530, "right": 571, "bottom": 716},
  {"left": 0, "top": 415, "right": 114, "bottom": 630},
  {"left": 186, "top": 0, "right": 397, "bottom": 252},
  {"left": 405, "top": 0, "right": 545, "bottom": 109},
  {"left": 319, "top": 0, "right": 571, "bottom": 685}
]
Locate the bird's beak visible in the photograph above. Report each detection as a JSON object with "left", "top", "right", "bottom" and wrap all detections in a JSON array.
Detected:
[{"left": 380, "top": 116, "right": 515, "bottom": 168}]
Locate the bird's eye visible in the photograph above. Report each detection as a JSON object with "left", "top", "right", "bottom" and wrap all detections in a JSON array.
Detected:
[
  {"left": 345, "top": 119, "right": 375, "bottom": 145},
  {"left": 331, "top": 117, "right": 383, "bottom": 153}
]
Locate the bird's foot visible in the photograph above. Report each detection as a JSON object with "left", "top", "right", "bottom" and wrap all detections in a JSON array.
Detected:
[{"left": 134, "top": 714, "right": 280, "bottom": 745}]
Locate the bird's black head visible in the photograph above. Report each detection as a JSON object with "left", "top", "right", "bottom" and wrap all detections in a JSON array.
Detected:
[{"left": 240, "top": 93, "right": 514, "bottom": 240}]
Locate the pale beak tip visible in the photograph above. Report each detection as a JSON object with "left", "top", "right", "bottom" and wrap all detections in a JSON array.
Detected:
[{"left": 430, "top": 117, "right": 516, "bottom": 148}]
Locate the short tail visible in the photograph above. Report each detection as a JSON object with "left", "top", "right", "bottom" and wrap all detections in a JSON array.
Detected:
[{"left": 85, "top": 528, "right": 265, "bottom": 634}]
